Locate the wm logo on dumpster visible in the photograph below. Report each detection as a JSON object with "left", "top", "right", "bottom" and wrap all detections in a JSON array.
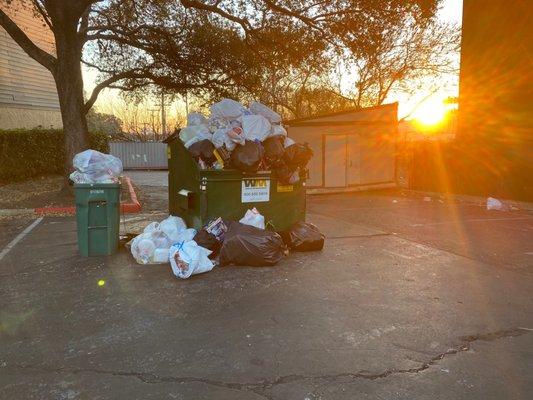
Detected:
[{"left": 243, "top": 179, "right": 268, "bottom": 188}]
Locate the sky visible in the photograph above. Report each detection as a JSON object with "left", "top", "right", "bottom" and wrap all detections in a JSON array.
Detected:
[{"left": 83, "top": 0, "right": 463, "bottom": 122}]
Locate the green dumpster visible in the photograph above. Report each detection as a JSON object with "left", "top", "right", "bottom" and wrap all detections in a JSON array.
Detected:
[
  {"left": 74, "top": 183, "right": 121, "bottom": 256},
  {"left": 167, "top": 136, "right": 306, "bottom": 231}
]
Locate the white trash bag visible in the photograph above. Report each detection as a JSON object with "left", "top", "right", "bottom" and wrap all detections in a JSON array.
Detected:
[
  {"left": 227, "top": 127, "right": 245, "bottom": 146},
  {"left": 184, "top": 130, "right": 212, "bottom": 149},
  {"left": 70, "top": 149, "right": 123, "bottom": 183},
  {"left": 131, "top": 231, "right": 172, "bottom": 265},
  {"left": 159, "top": 216, "right": 187, "bottom": 242},
  {"left": 187, "top": 112, "right": 207, "bottom": 127},
  {"left": 239, "top": 207, "right": 265, "bottom": 229},
  {"left": 169, "top": 241, "right": 215, "bottom": 279},
  {"left": 284, "top": 137, "right": 296, "bottom": 148},
  {"left": 143, "top": 222, "right": 160, "bottom": 233},
  {"left": 242, "top": 114, "right": 271, "bottom": 142},
  {"left": 179, "top": 125, "right": 210, "bottom": 144},
  {"left": 486, "top": 197, "right": 509, "bottom": 211},
  {"left": 207, "top": 116, "right": 230, "bottom": 133},
  {"left": 210, "top": 98, "right": 245, "bottom": 120},
  {"left": 130, "top": 216, "right": 189, "bottom": 265},
  {"left": 212, "top": 128, "right": 238, "bottom": 151},
  {"left": 249, "top": 101, "right": 282, "bottom": 123},
  {"left": 270, "top": 124, "right": 287, "bottom": 137}
]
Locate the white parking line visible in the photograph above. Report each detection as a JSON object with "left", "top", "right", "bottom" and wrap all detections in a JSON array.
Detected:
[{"left": 0, "top": 217, "right": 43, "bottom": 262}]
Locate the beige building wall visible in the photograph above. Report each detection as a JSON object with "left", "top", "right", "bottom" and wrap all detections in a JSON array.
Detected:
[{"left": 0, "top": 2, "right": 62, "bottom": 129}]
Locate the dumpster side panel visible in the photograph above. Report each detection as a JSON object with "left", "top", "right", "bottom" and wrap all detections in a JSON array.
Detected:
[{"left": 168, "top": 138, "right": 202, "bottom": 227}]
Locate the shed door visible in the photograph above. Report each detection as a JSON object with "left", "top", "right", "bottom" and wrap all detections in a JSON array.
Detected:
[
  {"left": 347, "top": 134, "right": 361, "bottom": 185},
  {"left": 324, "top": 135, "right": 346, "bottom": 187}
]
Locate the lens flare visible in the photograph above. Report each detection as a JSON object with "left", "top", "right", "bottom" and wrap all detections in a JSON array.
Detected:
[
  {"left": 412, "top": 98, "right": 447, "bottom": 126},
  {"left": 98, "top": 279, "right": 105, "bottom": 287}
]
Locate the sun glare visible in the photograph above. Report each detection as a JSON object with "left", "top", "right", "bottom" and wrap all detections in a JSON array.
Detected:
[{"left": 412, "top": 98, "right": 447, "bottom": 126}]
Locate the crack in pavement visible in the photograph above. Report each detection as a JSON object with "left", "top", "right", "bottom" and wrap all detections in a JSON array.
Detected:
[{"left": 3, "top": 328, "right": 530, "bottom": 399}]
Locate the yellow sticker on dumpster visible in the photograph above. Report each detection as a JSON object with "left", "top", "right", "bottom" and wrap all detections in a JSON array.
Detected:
[
  {"left": 242, "top": 179, "right": 270, "bottom": 203},
  {"left": 277, "top": 184, "right": 293, "bottom": 192}
]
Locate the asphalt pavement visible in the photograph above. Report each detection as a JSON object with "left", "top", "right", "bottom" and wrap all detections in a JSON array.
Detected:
[{"left": 0, "top": 181, "right": 532, "bottom": 399}]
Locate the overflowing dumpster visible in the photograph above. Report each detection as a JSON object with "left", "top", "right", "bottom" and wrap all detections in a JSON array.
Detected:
[{"left": 167, "top": 136, "right": 306, "bottom": 231}]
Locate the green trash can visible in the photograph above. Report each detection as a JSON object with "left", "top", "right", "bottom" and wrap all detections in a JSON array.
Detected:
[
  {"left": 74, "top": 183, "right": 121, "bottom": 256},
  {"left": 167, "top": 134, "right": 306, "bottom": 231}
]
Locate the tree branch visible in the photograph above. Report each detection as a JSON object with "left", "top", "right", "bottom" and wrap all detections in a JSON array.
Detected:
[
  {"left": 84, "top": 70, "right": 143, "bottom": 113},
  {"left": 31, "top": 0, "right": 53, "bottom": 31},
  {"left": 0, "top": 9, "right": 57, "bottom": 72}
]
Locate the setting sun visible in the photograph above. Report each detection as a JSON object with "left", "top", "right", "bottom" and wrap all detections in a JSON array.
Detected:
[{"left": 412, "top": 98, "right": 447, "bottom": 126}]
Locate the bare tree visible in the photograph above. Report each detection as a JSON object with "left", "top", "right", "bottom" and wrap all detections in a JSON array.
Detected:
[{"left": 1, "top": 0, "right": 439, "bottom": 174}]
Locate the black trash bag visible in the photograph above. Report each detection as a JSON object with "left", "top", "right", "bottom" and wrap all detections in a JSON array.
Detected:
[
  {"left": 280, "top": 221, "right": 325, "bottom": 252},
  {"left": 273, "top": 160, "right": 293, "bottom": 185},
  {"left": 230, "top": 140, "right": 264, "bottom": 173},
  {"left": 193, "top": 229, "right": 221, "bottom": 259},
  {"left": 219, "top": 222, "right": 285, "bottom": 266},
  {"left": 189, "top": 139, "right": 216, "bottom": 164},
  {"left": 263, "top": 136, "right": 285, "bottom": 166},
  {"left": 283, "top": 142, "right": 313, "bottom": 169}
]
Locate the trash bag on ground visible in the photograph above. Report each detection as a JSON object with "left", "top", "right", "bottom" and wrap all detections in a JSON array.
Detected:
[
  {"left": 230, "top": 140, "right": 264, "bottom": 173},
  {"left": 263, "top": 136, "right": 285, "bottom": 165},
  {"left": 169, "top": 241, "right": 214, "bottom": 279},
  {"left": 249, "top": 101, "right": 282, "bottom": 123},
  {"left": 70, "top": 149, "right": 123, "bottom": 184},
  {"left": 130, "top": 215, "right": 189, "bottom": 264},
  {"left": 486, "top": 197, "right": 509, "bottom": 211},
  {"left": 283, "top": 142, "right": 313, "bottom": 169},
  {"left": 239, "top": 207, "right": 265, "bottom": 229},
  {"left": 280, "top": 221, "right": 324, "bottom": 252},
  {"left": 131, "top": 230, "right": 173, "bottom": 264},
  {"left": 219, "top": 222, "right": 285, "bottom": 266},
  {"left": 159, "top": 215, "right": 187, "bottom": 241},
  {"left": 187, "top": 112, "right": 208, "bottom": 127},
  {"left": 210, "top": 98, "right": 244, "bottom": 120},
  {"left": 193, "top": 229, "right": 221, "bottom": 258},
  {"left": 188, "top": 139, "right": 217, "bottom": 165},
  {"left": 242, "top": 114, "right": 271, "bottom": 142}
]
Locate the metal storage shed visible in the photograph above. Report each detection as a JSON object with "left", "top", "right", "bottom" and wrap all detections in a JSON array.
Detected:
[{"left": 286, "top": 103, "right": 398, "bottom": 192}]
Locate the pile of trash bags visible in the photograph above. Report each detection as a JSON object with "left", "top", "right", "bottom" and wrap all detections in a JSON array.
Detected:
[
  {"left": 180, "top": 98, "right": 313, "bottom": 184},
  {"left": 69, "top": 149, "right": 123, "bottom": 184},
  {"left": 129, "top": 208, "right": 324, "bottom": 280}
]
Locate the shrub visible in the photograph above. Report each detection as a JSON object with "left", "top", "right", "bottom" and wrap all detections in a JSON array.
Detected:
[{"left": 0, "top": 129, "right": 109, "bottom": 183}]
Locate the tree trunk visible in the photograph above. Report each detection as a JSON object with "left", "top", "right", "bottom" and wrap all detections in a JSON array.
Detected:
[{"left": 53, "top": 33, "right": 89, "bottom": 178}]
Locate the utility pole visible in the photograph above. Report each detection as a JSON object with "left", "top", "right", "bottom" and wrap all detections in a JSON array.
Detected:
[{"left": 161, "top": 91, "right": 166, "bottom": 137}]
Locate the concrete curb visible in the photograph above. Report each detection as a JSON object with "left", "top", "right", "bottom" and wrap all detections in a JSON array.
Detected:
[
  {"left": 120, "top": 176, "right": 142, "bottom": 213},
  {"left": 0, "top": 176, "right": 142, "bottom": 217}
]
